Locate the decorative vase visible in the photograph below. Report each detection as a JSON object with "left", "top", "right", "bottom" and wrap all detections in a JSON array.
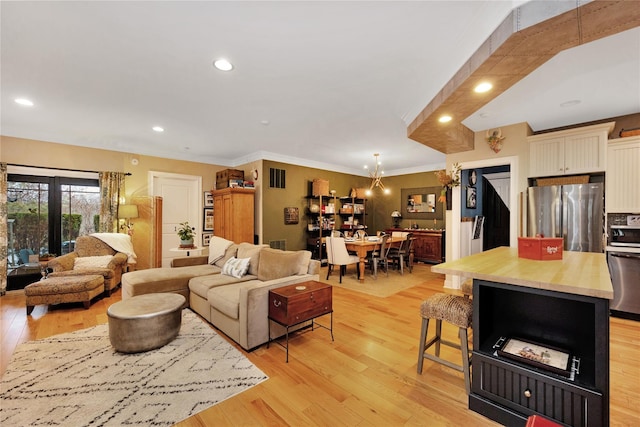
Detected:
[{"left": 180, "top": 238, "right": 194, "bottom": 247}]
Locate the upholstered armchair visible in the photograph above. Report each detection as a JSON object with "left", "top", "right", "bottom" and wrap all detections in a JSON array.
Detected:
[{"left": 47, "top": 235, "right": 129, "bottom": 295}]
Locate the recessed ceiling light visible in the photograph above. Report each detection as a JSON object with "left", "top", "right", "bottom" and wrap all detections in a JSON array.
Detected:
[
  {"left": 439, "top": 115, "right": 452, "bottom": 123},
  {"left": 213, "top": 58, "right": 233, "bottom": 71},
  {"left": 560, "top": 100, "right": 581, "bottom": 108},
  {"left": 479, "top": 112, "right": 490, "bottom": 118},
  {"left": 152, "top": 126, "right": 164, "bottom": 132},
  {"left": 260, "top": 120, "right": 270, "bottom": 126},
  {"left": 15, "top": 98, "right": 34, "bottom": 106},
  {"left": 474, "top": 82, "right": 493, "bottom": 93}
]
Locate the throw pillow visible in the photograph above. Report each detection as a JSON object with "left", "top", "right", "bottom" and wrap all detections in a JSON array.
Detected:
[
  {"left": 214, "top": 244, "right": 238, "bottom": 268},
  {"left": 221, "top": 257, "right": 250, "bottom": 279},
  {"left": 237, "top": 243, "right": 266, "bottom": 276},
  {"left": 258, "top": 248, "right": 305, "bottom": 281},
  {"left": 73, "top": 255, "right": 114, "bottom": 269}
]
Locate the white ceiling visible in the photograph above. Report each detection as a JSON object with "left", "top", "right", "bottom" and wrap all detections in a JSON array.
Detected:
[{"left": 2, "top": 1, "right": 638, "bottom": 177}]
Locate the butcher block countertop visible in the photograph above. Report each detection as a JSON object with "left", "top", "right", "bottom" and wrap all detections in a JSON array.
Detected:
[{"left": 432, "top": 247, "right": 613, "bottom": 299}]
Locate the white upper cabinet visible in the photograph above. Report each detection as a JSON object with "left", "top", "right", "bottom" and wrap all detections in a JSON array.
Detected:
[
  {"left": 606, "top": 136, "right": 640, "bottom": 213},
  {"left": 528, "top": 122, "right": 614, "bottom": 178}
]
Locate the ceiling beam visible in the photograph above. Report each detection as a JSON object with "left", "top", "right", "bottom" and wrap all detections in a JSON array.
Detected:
[{"left": 407, "top": 0, "right": 640, "bottom": 154}]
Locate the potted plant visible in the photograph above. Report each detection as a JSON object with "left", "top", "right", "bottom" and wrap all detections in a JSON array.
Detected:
[{"left": 177, "top": 221, "right": 195, "bottom": 247}]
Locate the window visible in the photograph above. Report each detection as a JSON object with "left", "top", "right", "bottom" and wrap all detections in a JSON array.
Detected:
[{"left": 7, "top": 174, "right": 100, "bottom": 271}]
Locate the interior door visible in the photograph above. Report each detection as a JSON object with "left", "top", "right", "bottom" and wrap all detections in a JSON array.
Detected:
[{"left": 151, "top": 172, "right": 201, "bottom": 267}]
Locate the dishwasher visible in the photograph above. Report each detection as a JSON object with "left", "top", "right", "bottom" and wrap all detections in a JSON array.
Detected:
[{"left": 607, "top": 222, "right": 640, "bottom": 320}]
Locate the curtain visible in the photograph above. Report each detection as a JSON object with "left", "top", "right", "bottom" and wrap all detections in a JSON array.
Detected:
[
  {"left": 1, "top": 163, "right": 7, "bottom": 295},
  {"left": 99, "top": 172, "right": 126, "bottom": 233}
]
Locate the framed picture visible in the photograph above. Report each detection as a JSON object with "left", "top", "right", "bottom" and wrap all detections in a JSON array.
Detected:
[
  {"left": 202, "top": 233, "right": 213, "bottom": 247},
  {"left": 204, "top": 191, "right": 214, "bottom": 207},
  {"left": 495, "top": 336, "right": 572, "bottom": 377},
  {"left": 466, "top": 187, "right": 477, "bottom": 209},
  {"left": 284, "top": 207, "right": 299, "bottom": 224},
  {"left": 203, "top": 207, "right": 214, "bottom": 231}
]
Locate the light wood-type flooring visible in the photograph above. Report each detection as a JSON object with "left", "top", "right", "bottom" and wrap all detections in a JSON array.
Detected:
[{"left": 1, "top": 264, "right": 638, "bottom": 426}]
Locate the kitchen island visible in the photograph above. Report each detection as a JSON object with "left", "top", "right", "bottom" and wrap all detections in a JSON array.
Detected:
[{"left": 432, "top": 247, "right": 613, "bottom": 427}]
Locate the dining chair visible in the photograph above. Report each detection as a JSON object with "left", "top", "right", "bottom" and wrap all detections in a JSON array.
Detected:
[
  {"left": 389, "top": 233, "right": 413, "bottom": 275},
  {"left": 325, "top": 236, "right": 360, "bottom": 283},
  {"left": 369, "top": 234, "right": 391, "bottom": 279}
]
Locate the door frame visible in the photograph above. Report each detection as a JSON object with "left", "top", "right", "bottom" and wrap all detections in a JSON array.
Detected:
[
  {"left": 149, "top": 171, "right": 202, "bottom": 266},
  {"left": 446, "top": 156, "right": 519, "bottom": 289}
]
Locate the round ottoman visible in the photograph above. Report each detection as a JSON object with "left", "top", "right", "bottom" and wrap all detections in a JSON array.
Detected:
[{"left": 107, "top": 293, "right": 185, "bottom": 353}]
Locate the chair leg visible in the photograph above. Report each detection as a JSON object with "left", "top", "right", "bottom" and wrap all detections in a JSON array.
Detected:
[
  {"left": 373, "top": 258, "right": 378, "bottom": 279},
  {"left": 435, "top": 319, "right": 442, "bottom": 356},
  {"left": 399, "top": 255, "right": 404, "bottom": 275},
  {"left": 459, "top": 327, "right": 471, "bottom": 395},
  {"left": 326, "top": 264, "right": 332, "bottom": 280},
  {"left": 417, "top": 317, "right": 430, "bottom": 373},
  {"left": 339, "top": 265, "right": 344, "bottom": 283}
]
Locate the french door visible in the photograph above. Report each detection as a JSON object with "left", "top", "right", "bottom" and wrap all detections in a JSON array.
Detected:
[{"left": 7, "top": 174, "right": 100, "bottom": 270}]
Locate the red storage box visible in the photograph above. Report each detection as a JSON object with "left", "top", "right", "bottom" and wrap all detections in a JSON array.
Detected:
[{"left": 518, "top": 237, "right": 563, "bottom": 260}]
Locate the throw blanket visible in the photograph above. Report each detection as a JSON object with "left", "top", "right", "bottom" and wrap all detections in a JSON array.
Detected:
[
  {"left": 90, "top": 233, "right": 137, "bottom": 264},
  {"left": 208, "top": 236, "right": 233, "bottom": 264}
]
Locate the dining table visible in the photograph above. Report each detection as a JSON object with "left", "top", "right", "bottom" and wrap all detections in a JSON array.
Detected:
[{"left": 344, "top": 236, "right": 405, "bottom": 282}]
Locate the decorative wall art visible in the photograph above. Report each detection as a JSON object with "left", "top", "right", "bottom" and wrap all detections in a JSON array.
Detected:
[
  {"left": 203, "top": 207, "right": 214, "bottom": 231},
  {"left": 284, "top": 207, "right": 299, "bottom": 224},
  {"left": 466, "top": 187, "right": 477, "bottom": 209},
  {"left": 204, "top": 191, "right": 214, "bottom": 207}
]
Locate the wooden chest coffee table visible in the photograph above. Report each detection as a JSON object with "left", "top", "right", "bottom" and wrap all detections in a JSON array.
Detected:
[{"left": 268, "top": 280, "right": 333, "bottom": 362}]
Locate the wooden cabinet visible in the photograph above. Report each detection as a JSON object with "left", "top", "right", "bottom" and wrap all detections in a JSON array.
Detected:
[
  {"left": 212, "top": 188, "right": 254, "bottom": 243},
  {"left": 528, "top": 122, "right": 614, "bottom": 178},
  {"left": 606, "top": 136, "right": 640, "bottom": 213},
  {"left": 471, "top": 280, "right": 609, "bottom": 426},
  {"left": 387, "top": 229, "right": 444, "bottom": 263}
]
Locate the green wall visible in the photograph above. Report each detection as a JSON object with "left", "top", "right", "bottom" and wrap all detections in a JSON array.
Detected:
[{"left": 262, "top": 160, "right": 444, "bottom": 251}]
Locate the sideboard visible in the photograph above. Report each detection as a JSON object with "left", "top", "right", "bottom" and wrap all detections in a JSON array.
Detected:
[{"left": 386, "top": 228, "right": 444, "bottom": 264}]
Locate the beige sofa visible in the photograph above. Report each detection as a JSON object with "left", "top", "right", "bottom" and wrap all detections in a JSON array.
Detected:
[{"left": 121, "top": 242, "right": 320, "bottom": 350}]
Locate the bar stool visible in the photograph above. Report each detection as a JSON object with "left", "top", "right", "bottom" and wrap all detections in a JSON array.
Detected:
[
  {"left": 461, "top": 279, "right": 473, "bottom": 298},
  {"left": 417, "top": 293, "right": 473, "bottom": 394}
]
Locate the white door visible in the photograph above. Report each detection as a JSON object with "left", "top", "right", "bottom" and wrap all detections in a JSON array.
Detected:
[{"left": 150, "top": 172, "right": 202, "bottom": 267}]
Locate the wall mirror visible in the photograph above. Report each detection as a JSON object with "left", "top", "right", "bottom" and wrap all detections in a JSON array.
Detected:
[{"left": 401, "top": 186, "right": 443, "bottom": 220}]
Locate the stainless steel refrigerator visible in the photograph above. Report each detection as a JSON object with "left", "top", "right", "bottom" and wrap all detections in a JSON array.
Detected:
[{"left": 527, "top": 183, "right": 604, "bottom": 253}]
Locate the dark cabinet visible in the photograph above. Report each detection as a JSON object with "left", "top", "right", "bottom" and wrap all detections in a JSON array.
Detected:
[
  {"left": 387, "top": 229, "right": 444, "bottom": 263},
  {"left": 471, "top": 280, "right": 609, "bottom": 427}
]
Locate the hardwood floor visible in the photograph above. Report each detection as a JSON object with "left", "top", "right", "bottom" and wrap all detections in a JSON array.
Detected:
[{"left": 1, "top": 265, "right": 639, "bottom": 426}]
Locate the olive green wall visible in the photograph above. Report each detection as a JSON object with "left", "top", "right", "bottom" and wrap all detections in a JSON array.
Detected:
[{"left": 261, "top": 160, "right": 444, "bottom": 251}]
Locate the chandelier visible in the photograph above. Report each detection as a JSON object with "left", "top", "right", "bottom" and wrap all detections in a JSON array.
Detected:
[{"left": 365, "top": 153, "right": 390, "bottom": 195}]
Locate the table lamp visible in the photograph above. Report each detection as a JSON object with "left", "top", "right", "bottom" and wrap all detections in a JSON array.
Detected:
[{"left": 391, "top": 210, "right": 402, "bottom": 228}]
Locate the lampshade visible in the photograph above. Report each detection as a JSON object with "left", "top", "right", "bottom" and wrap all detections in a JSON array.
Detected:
[
  {"left": 391, "top": 210, "right": 402, "bottom": 218},
  {"left": 118, "top": 204, "right": 139, "bottom": 219}
]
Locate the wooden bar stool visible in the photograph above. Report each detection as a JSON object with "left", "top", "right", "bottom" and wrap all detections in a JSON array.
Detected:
[{"left": 417, "top": 293, "right": 473, "bottom": 394}]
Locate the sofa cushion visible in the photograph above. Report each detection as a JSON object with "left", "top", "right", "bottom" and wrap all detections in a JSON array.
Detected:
[
  {"left": 214, "top": 244, "right": 239, "bottom": 268},
  {"left": 122, "top": 264, "right": 219, "bottom": 296},
  {"left": 237, "top": 243, "right": 265, "bottom": 276},
  {"left": 207, "top": 281, "right": 259, "bottom": 320},
  {"left": 73, "top": 255, "right": 114, "bottom": 269},
  {"left": 188, "top": 273, "right": 257, "bottom": 299},
  {"left": 257, "top": 248, "right": 310, "bottom": 281},
  {"left": 221, "top": 257, "right": 251, "bottom": 279}
]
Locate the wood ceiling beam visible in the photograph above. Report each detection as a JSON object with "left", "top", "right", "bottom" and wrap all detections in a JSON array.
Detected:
[{"left": 407, "top": 0, "right": 640, "bottom": 154}]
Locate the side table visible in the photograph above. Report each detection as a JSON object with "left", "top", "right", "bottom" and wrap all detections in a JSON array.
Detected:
[
  {"left": 268, "top": 280, "right": 333, "bottom": 362},
  {"left": 170, "top": 246, "right": 204, "bottom": 257}
]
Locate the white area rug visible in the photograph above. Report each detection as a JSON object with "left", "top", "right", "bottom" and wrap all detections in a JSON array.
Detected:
[{"left": 1, "top": 310, "right": 267, "bottom": 426}]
